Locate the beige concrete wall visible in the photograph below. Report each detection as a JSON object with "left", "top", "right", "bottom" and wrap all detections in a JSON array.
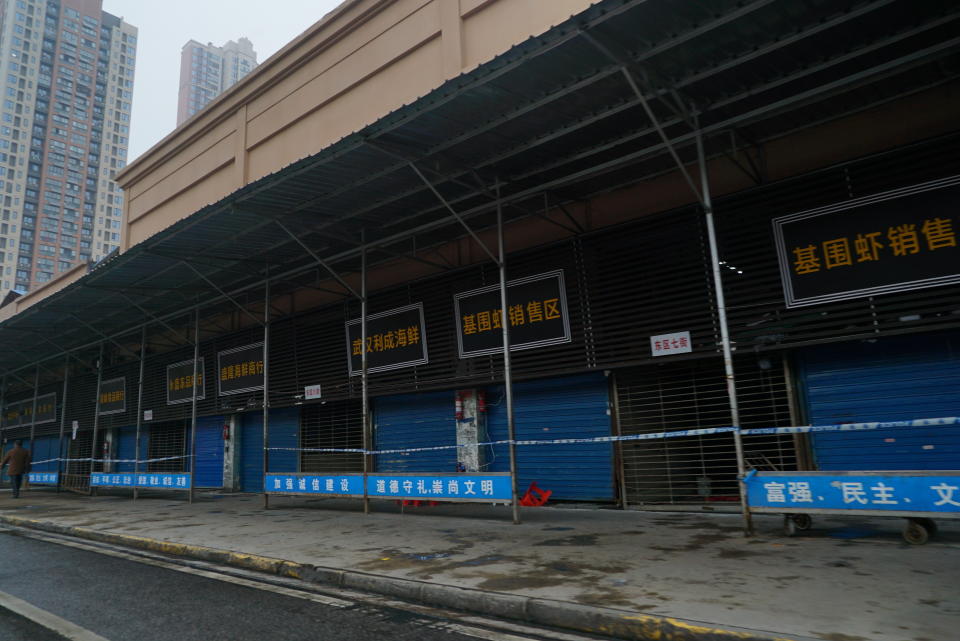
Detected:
[{"left": 116, "top": 0, "right": 597, "bottom": 249}]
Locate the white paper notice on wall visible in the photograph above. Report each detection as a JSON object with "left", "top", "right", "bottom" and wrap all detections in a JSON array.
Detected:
[
  {"left": 72, "top": 420, "right": 79, "bottom": 440},
  {"left": 304, "top": 384, "right": 322, "bottom": 401},
  {"left": 144, "top": 409, "right": 153, "bottom": 421},
  {"left": 650, "top": 331, "right": 692, "bottom": 357}
]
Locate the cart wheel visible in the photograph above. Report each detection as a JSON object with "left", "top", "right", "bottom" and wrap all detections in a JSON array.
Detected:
[
  {"left": 914, "top": 518, "right": 938, "bottom": 537},
  {"left": 903, "top": 519, "right": 930, "bottom": 545},
  {"left": 783, "top": 514, "right": 797, "bottom": 537},
  {"left": 792, "top": 514, "right": 813, "bottom": 531}
]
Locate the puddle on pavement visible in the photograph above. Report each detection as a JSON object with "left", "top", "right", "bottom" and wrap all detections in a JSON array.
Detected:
[{"left": 533, "top": 534, "right": 598, "bottom": 546}]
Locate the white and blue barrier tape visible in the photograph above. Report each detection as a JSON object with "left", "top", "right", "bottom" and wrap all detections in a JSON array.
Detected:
[
  {"left": 739, "top": 416, "right": 958, "bottom": 435},
  {"left": 23, "top": 455, "right": 190, "bottom": 466},
  {"left": 264, "top": 417, "right": 959, "bottom": 456}
]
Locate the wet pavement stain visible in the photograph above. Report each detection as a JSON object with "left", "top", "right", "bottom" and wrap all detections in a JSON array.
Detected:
[
  {"left": 812, "top": 633, "right": 868, "bottom": 641},
  {"left": 533, "top": 534, "right": 598, "bottom": 546},
  {"left": 716, "top": 548, "right": 762, "bottom": 559}
]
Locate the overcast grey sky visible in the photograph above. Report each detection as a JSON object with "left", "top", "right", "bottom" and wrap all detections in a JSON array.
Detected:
[{"left": 102, "top": 0, "right": 344, "bottom": 161}]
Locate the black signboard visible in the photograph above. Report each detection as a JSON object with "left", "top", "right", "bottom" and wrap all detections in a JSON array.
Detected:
[
  {"left": 346, "top": 303, "right": 428, "bottom": 375},
  {"left": 31, "top": 393, "right": 56, "bottom": 425},
  {"left": 774, "top": 178, "right": 960, "bottom": 308},
  {"left": 455, "top": 270, "right": 572, "bottom": 358},
  {"left": 167, "top": 358, "right": 206, "bottom": 405},
  {"left": 2, "top": 401, "right": 22, "bottom": 429},
  {"left": 98, "top": 377, "right": 127, "bottom": 416},
  {"left": 218, "top": 343, "right": 264, "bottom": 395}
]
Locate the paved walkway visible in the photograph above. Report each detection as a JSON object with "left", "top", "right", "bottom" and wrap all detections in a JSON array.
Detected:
[{"left": 0, "top": 489, "right": 956, "bottom": 641}]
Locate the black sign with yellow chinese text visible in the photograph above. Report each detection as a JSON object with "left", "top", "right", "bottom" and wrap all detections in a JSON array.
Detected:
[
  {"left": 345, "top": 303, "right": 427, "bottom": 375},
  {"left": 2, "top": 400, "right": 23, "bottom": 428},
  {"left": 98, "top": 377, "right": 126, "bottom": 415},
  {"left": 218, "top": 343, "right": 264, "bottom": 395},
  {"left": 455, "top": 270, "right": 572, "bottom": 358},
  {"left": 167, "top": 358, "right": 206, "bottom": 405},
  {"left": 29, "top": 393, "right": 57, "bottom": 425},
  {"left": 774, "top": 178, "right": 960, "bottom": 308}
]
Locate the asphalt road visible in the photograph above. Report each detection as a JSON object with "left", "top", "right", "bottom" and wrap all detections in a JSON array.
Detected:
[{"left": 0, "top": 528, "right": 570, "bottom": 641}]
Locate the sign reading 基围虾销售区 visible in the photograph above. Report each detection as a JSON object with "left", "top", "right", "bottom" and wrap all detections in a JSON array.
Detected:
[{"left": 773, "top": 178, "right": 960, "bottom": 308}]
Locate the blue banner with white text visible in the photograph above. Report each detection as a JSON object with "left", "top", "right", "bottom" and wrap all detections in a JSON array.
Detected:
[
  {"left": 27, "top": 472, "right": 58, "bottom": 485},
  {"left": 745, "top": 473, "right": 960, "bottom": 513},
  {"left": 264, "top": 473, "right": 512, "bottom": 501},
  {"left": 90, "top": 472, "right": 190, "bottom": 489}
]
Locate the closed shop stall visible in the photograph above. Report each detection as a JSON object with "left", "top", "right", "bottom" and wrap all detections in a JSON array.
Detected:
[
  {"left": 485, "top": 372, "right": 614, "bottom": 502},
  {"left": 239, "top": 407, "right": 299, "bottom": 492},
  {"left": 616, "top": 355, "right": 796, "bottom": 506},
  {"left": 799, "top": 331, "right": 960, "bottom": 470},
  {"left": 194, "top": 416, "right": 226, "bottom": 487},
  {"left": 115, "top": 426, "right": 140, "bottom": 473},
  {"left": 147, "top": 421, "right": 186, "bottom": 473},
  {"left": 29, "top": 436, "right": 59, "bottom": 475},
  {"left": 300, "top": 400, "right": 363, "bottom": 474},
  {"left": 374, "top": 391, "right": 457, "bottom": 473}
]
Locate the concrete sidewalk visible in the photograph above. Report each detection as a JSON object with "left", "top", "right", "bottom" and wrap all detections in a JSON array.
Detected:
[{"left": 0, "top": 489, "right": 956, "bottom": 641}]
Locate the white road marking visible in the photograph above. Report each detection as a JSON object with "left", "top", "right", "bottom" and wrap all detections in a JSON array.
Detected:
[
  {"left": 4, "top": 527, "right": 606, "bottom": 641},
  {"left": 0, "top": 589, "right": 113, "bottom": 641}
]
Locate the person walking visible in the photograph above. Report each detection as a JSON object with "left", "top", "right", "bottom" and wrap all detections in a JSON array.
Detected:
[{"left": 1, "top": 440, "right": 31, "bottom": 498}]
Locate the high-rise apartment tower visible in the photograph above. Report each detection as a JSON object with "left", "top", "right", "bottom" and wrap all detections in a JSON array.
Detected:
[
  {"left": 0, "top": 0, "right": 136, "bottom": 295},
  {"left": 177, "top": 37, "right": 256, "bottom": 126}
]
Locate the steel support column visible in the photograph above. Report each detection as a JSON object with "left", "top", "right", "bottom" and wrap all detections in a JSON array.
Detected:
[
  {"left": 361, "top": 233, "right": 370, "bottom": 515},
  {"left": 262, "top": 278, "right": 271, "bottom": 509},
  {"left": 189, "top": 309, "right": 200, "bottom": 504},
  {"left": 57, "top": 357, "right": 69, "bottom": 493},
  {"left": 134, "top": 327, "right": 146, "bottom": 500},
  {"left": 0, "top": 376, "right": 5, "bottom": 456},
  {"left": 696, "top": 123, "right": 753, "bottom": 536},
  {"left": 496, "top": 184, "right": 521, "bottom": 525},
  {"left": 28, "top": 364, "right": 39, "bottom": 456},
  {"left": 91, "top": 343, "right": 104, "bottom": 495}
]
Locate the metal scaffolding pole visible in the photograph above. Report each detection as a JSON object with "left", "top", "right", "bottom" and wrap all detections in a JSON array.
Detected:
[
  {"left": 262, "top": 278, "right": 271, "bottom": 509},
  {"left": 361, "top": 234, "right": 370, "bottom": 515},
  {"left": 496, "top": 184, "right": 521, "bottom": 525},
  {"left": 28, "top": 364, "right": 39, "bottom": 457},
  {"left": 91, "top": 343, "right": 104, "bottom": 495},
  {"left": 56, "top": 357, "right": 69, "bottom": 493},
  {"left": 134, "top": 326, "right": 146, "bottom": 500},
  {"left": 696, "top": 123, "right": 754, "bottom": 536},
  {"left": 189, "top": 309, "right": 200, "bottom": 504},
  {"left": 0, "top": 376, "right": 5, "bottom": 465}
]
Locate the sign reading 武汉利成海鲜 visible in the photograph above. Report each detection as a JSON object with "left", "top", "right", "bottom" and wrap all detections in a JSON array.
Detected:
[
  {"left": 98, "top": 377, "right": 126, "bottom": 415},
  {"left": 218, "top": 343, "right": 264, "bottom": 395},
  {"left": 773, "top": 178, "right": 960, "bottom": 308},
  {"left": 167, "top": 358, "right": 206, "bottom": 404},
  {"left": 455, "top": 270, "right": 571, "bottom": 358},
  {"left": 346, "top": 303, "right": 427, "bottom": 375}
]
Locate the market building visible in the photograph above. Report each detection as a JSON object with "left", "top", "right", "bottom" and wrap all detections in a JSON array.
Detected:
[{"left": 0, "top": 0, "right": 958, "bottom": 523}]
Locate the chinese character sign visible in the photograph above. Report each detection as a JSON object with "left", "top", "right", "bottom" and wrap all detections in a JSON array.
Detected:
[
  {"left": 91, "top": 472, "right": 190, "bottom": 488},
  {"left": 167, "top": 358, "right": 206, "bottom": 405},
  {"left": 3, "top": 393, "right": 57, "bottom": 428},
  {"left": 346, "top": 303, "right": 428, "bottom": 375},
  {"left": 455, "top": 270, "right": 571, "bottom": 358},
  {"left": 218, "top": 343, "right": 264, "bottom": 395},
  {"left": 745, "top": 473, "right": 960, "bottom": 513},
  {"left": 265, "top": 474, "right": 364, "bottom": 496},
  {"left": 98, "top": 377, "right": 126, "bottom": 415},
  {"left": 774, "top": 179, "right": 960, "bottom": 307},
  {"left": 27, "top": 472, "right": 58, "bottom": 485},
  {"left": 650, "top": 331, "right": 692, "bottom": 357}
]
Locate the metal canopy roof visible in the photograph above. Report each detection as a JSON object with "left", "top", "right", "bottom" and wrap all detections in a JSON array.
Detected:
[{"left": 2, "top": 0, "right": 958, "bottom": 384}]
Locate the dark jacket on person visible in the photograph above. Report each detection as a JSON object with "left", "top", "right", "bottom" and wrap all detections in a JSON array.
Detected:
[{"left": 1, "top": 446, "right": 31, "bottom": 475}]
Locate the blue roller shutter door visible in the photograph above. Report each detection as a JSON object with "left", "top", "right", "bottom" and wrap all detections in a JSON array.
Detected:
[
  {"left": 374, "top": 391, "right": 457, "bottom": 473},
  {"left": 239, "top": 407, "right": 300, "bottom": 492},
  {"left": 485, "top": 372, "right": 614, "bottom": 502},
  {"left": 194, "top": 416, "right": 225, "bottom": 487},
  {"left": 115, "top": 426, "right": 140, "bottom": 473},
  {"left": 800, "top": 332, "right": 960, "bottom": 470},
  {"left": 31, "top": 436, "right": 58, "bottom": 474}
]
